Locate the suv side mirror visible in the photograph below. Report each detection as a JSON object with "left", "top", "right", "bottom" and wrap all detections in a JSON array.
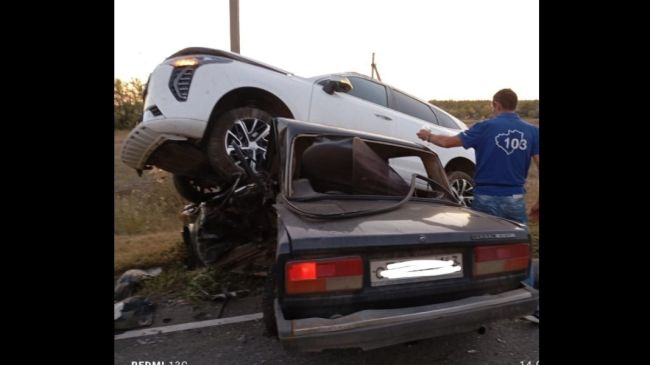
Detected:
[{"left": 322, "top": 78, "right": 353, "bottom": 95}]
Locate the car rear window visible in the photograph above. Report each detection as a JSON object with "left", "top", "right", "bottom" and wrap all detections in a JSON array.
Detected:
[{"left": 431, "top": 107, "right": 461, "bottom": 130}]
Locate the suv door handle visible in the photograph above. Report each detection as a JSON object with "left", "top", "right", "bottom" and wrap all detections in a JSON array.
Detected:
[{"left": 375, "top": 114, "right": 392, "bottom": 121}]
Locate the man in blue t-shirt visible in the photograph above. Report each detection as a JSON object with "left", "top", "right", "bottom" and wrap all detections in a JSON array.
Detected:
[
  {"left": 417, "top": 88, "right": 539, "bottom": 223},
  {"left": 417, "top": 88, "right": 540, "bottom": 323}
]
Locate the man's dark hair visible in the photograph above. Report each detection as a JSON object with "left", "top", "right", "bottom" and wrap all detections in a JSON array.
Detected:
[{"left": 493, "top": 88, "right": 518, "bottom": 111}]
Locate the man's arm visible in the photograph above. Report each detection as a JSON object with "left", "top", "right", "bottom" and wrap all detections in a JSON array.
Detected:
[
  {"left": 529, "top": 154, "right": 540, "bottom": 222},
  {"left": 416, "top": 129, "right": 463, "bottom": 148}
]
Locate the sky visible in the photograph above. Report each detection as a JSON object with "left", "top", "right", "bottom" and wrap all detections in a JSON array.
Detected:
[{"left": 115, "top": 0, "right": 538, "bottom": 100}]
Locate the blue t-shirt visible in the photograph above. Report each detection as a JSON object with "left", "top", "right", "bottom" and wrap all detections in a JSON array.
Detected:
[{"left": 458, "top": 112, "right": 539, "bottom": 196}]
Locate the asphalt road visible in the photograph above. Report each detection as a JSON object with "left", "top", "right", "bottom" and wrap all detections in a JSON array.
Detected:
[{"left": 115, "top": 295, "right": 539, "bottom": 365}]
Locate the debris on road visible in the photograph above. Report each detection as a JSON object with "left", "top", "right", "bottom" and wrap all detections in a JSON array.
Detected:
[
  {"left": 115, "top": 267, "right": 163, "bottom": 301},
  {"left": 115, "top": 296, "right": 156, "bottom": 332}
]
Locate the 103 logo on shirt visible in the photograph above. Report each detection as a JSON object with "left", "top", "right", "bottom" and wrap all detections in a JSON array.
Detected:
[{"left": 495, "top": 129, "right": 528, "bottom": 155}]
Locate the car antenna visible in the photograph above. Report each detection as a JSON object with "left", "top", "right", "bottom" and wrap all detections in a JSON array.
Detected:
[{"left": 371, "top": 52, "right": 382, "bottom": 81}]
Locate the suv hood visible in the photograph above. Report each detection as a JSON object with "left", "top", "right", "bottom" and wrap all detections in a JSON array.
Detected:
[{"left": 166, "top": 47, "right": 293, "bottom": 75}]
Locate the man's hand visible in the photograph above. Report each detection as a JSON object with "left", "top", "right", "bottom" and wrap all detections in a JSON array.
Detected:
[
  {"left": 416, "top": 129, "right": 431, "bottom": 142},
  {"left": 528, "top": 200, "right": 539, "bottom": 223},
  {"left": 416, "top": 130, "right": 463, "bottom": 148}
]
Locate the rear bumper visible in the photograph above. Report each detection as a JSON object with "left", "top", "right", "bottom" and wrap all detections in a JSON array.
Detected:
[{"left": 275, "top": 285, "right": 538, "bottom": 351}]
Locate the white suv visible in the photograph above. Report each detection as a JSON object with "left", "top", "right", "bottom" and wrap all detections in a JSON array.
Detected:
[{"left": 121, "top": 47, "right": 476, "bottom": 204}]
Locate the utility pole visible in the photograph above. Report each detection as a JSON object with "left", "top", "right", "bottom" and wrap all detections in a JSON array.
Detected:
[
  {"left": 371, "top": 52, "right": 381, "bottom": 81},
  {"left": 230, "top": 0, "right": 240, "bottom": 54}
]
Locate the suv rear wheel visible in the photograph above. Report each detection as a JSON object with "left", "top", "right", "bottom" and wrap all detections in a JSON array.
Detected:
[
  {"left": 206, "top": 107, "right": 273, "bottom": 183},
  {"left": 447, "top": 170, "right": 475, "bottom": 207}
]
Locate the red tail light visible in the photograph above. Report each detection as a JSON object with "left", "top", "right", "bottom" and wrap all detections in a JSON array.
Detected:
[
  {"left": 286, "top": 257, "right": 363, "bottom": 295},
  {"left": 288, "top": 262, "right": 317, "bottom": 281},
  {"left": 473, "top": 243, "right": 529, "bottom": 276}
]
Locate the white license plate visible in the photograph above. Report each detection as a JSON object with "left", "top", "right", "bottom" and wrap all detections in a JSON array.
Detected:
[{"left": 370, "top": 253, "right": 463, "bottom": 287}]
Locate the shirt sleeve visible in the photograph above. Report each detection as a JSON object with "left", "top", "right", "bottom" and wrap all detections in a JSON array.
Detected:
[
  {"left": 458, "top": 121, "right": 487, "bottom": 149},
  {"left": 531, "top": 126, "right": 540, "bottom": 155}
]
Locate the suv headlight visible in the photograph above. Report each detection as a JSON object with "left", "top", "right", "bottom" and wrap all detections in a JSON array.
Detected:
[{"left": 163, "top": 55, "right": 229, "bottom": 68}]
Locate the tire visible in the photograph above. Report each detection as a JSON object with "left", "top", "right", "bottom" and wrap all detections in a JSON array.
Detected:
[
  {"left": 206, "top": 107, "right": 274, "bottom": 183},
  {"left": 447, "top": 170, "right": 475, "bottom": 207},
  {"left": 262, "top": 264, "right": 278, "bottom": 336},
  {"left": 172, "top": 174, "right": 221, "bottom": 203}
]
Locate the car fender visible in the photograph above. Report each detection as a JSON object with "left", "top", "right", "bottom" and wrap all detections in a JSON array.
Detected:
[{"left": 216, "top": 62, "right": 313, "bottom": 121}]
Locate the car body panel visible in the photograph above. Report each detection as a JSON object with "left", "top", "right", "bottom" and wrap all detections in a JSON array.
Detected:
[
  {"left": 275, "top": 201, "right": 527, "bottom": 252},
  {"left": 266, "top": 118, "right": 535, "bottom": 351}
]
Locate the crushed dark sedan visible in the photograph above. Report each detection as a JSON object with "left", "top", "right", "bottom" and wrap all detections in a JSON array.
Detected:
[
  {"left": 182, "top": 117, "right": 538, "bottom": 352},
  {"left": 263, "top": 118, "right": 537, "bottom": 351}
]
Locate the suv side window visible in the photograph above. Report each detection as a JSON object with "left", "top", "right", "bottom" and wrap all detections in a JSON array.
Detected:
[
  {"left": 431, "top": 107, "right": 461, "bottom": 130},
  {"left": 392, "top": 90, "right": 438, "bottom": 124},
  {"left": 347, "top": 77, "right": 388, "bottom": 107}
]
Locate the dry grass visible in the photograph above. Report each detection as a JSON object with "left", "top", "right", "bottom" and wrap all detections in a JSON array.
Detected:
[
  {"left": 114, "top": 181, "right": 185, "bottom": 235},
  {"left": 464, "top": 118, "right": 539, "bottom": 127},
  {"left": 114, "top": 230, "right": 185, "bottom": 274},
  {"left": 115, "top": 130, "right": 188, "bottom": 274},
  {"left": 137, "top": 266, "right": 266, "bottom": 303},
  {"left": 114, "top": 130, "right": 186, "bottom": 235}
]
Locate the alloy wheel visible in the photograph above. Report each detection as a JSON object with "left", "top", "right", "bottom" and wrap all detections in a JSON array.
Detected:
[{"left": 225, "top": 117, "right": 271, "bottom": 171}]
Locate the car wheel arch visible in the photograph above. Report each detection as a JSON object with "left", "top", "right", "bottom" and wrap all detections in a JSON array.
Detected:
[
  {"left": 444, "top": 157, "right": 475, "bottom": 177},
  {"left": 201, "top": 87, "right": 294, "bottom": 146}
]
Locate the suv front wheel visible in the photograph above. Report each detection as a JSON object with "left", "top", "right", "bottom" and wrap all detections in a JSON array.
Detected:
[{"left": 206, "top": 107, "right": 273, "bottom": 183}]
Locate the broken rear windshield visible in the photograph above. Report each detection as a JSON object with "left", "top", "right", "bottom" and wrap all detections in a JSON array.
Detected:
[{"left": 287, "top": 135, "right": 457, "bottom": 203}]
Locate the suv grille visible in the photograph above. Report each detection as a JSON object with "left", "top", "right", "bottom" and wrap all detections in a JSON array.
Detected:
[{"left": 168, "top": 67, "right": 195, "bottom": 101}]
